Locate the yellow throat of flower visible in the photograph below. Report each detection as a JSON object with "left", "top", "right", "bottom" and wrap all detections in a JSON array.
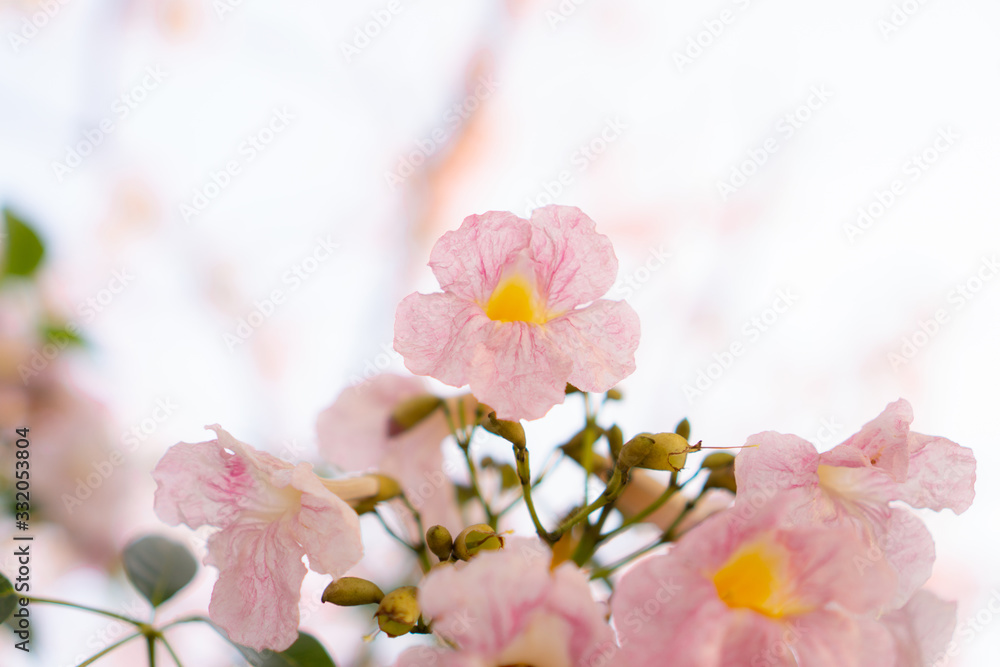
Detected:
[
  {"left": 485, "top": 274, "right": 549, "bottom": 324},
  {"left": 712, "top": 541, "right": 805, "bottom": 618}
]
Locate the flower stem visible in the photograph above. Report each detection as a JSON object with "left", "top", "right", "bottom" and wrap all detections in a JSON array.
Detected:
[
  {"left": 147, "top": 634, "right": 157, "bottom": 667},
  {"left": 598, "top": 473, "right": 695, "bottom": 544},
  {"left": 75, "top": 632, "right": 143, "bottom": 667},
  {"left": 548, "top": 466, "right": 626, "bottom": 544},
  {"left": 442, "top": 401, "right": 496, "bottom": 528},
  {"left": 588, "top": 537, "right": 666, "bottom": 581},
  {"left": 401, "top": 496, "right": 433, "bottom": 573},
  {"left": 27, "top": 597, "right": 145, "bottom": 626},
  {"left": 513, "top": 441, "right": 554, "bottom": 542},
  {"left": 159, "top": 635, "right": 185, "bottom": 667}
]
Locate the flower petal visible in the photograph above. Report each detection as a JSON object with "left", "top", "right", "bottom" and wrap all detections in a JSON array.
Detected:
[
  {"left": 545, "top": 299, "right": 639, "bottom": 393},
  {"left": 206, "top": 517, "right": 306, "bottom": 652},
  {"left": 897, "top": 433, "right": 976, "bottom": 513},
  {"left": 467, "top": 321, "right": 573, "bottom": 421},
  {"left": 429, "top": 210, "right": 531, "bottom": 303},
  {"left": 394, "top": 293, "right": 493, "bottom": 388},
  {"left": 735, "top": 432, "right": 820, "bottom": 499},
  {"left": 881, "top": 589, "right": 958, "bottom": 666},
  {"left": 287, "top": 464, "right": 364, "bottom": 578},
  {"left": 837, "top": 399, "right": 913, "bottom": 482},
  {"left": 792, "top": 612, "right": 895, "bottom": 667},
  {"left": 316, "top": 373, "right": 426, "bottom": 471},
  {"left": 528, "top": 205, "right": 618, "bottom": 312}
]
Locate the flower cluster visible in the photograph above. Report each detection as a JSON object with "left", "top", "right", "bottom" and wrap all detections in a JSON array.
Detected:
[{"left": 148, "top": 205, "right": 976, "bottom": 666}]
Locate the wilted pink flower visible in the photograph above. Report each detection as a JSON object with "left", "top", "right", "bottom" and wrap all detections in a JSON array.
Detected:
[
  {"left": 612, "top": 494, "right": 899, "bottom": 667},
  {"left": 735, "top": 399, "right": 976, "bottom": 606},
  {"left": 394, "top": 205, "right": 640, "bottom": 421},
  {"left": 316, "top": 373, "right": 466, "bottom": 533},
  {"left": 153, "top": 425, "right": 377, "bottom": 651},
  {"left": 397, "top": 540, "right": 617, "bottom": 667}
]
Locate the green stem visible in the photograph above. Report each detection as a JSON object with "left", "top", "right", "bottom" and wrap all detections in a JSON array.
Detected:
[
  {"left": 76, "top": 632, "right": 143, "bottom": 667},
  {"left": 589, "top": 537, "right": 666, "bottom": 581},
  {"left": 159, "top": 635, "right": 185, "bottom": 667},
  {"left": 147, "top": 634, "right": 157, "bottom": 667},
  {"left": 401, "top": 496, "right": 433, "bottom": 573},
  {"left": 513, "top": 442, "right": 554, "bottom": 542},
  {"left": 496, "top": 450, "right": 563, "bottom": 518},
  {"left": 27, "top": 597, "right": 144, "bottom": 626},
  {"left": 598, "top": 473, "right": 697, "bottom": 544},
  {"left": 548, "top": 466, "right": 626, "bottom": 544},
  {"left": 442, "top": 401, "right": 496, "bottom": 528},
  {"left": 373, "top": 508, "right": 430, "bottom": 571},
  {"left": 157, "top": 615, "right": 210, "bottom": 633},
  {"left": 570, "top": 503, "right": 614, "bottom": 566}
]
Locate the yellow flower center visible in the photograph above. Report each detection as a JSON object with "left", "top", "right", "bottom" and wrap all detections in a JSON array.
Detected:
[
  {"left": 712, "top": 541, "right": 804, "bottom": 618},
  {"left": 485, "top": 274, "right": 548, "bottom": 324}
]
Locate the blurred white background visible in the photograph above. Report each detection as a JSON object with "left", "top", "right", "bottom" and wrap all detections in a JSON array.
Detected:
[{"left": 1, "top": 0, "right": 998, "bottom": 665}]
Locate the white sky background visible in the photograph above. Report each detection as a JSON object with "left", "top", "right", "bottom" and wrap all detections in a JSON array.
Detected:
[{"left": 1, "top": 0, "right": 999, "bottom": 664}]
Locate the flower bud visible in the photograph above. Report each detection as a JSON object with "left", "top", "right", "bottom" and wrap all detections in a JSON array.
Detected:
[
  {"left": 388, "top": 395, "right": 443, "bottom": 437},
  {"left": 453, "top": 523, "right": 504, "bottom": 561},
  {"left": 372, "top": 473, "right": 403, "bottom": 502},
  {"left": 674, "top": 418, "right": 691, "bottom": 441},
  {"left": 565, "top": 383, "right": 581, "bottom": 395},
  {"left": 605, "top": 387, "right": 623, "bottom": 401},
  {"left": 322, "top": 577, "right": 384, "bottom": 606},
  {"left": 375, "top": 586, "right": 420, "bottom": 637},
  {"left": 480, "top": 411, "right": 526, "bottom": 450},
  {"left": 618, "top": 432, "right": 690, "bottom": 472},
  {"left": 703, "top": 458, "right": 737, "bottom": 494},
  {"left": 425, "top": 525, "right": 454, "bottom": 562}
]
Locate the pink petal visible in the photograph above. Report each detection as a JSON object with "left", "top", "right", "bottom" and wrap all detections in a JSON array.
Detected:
[
  {"left": 287, "top": 464, "right": 364, "bottom": 577},
  {"left": 793, "top": 612, "right": 895, "bottom": 667},
  {"left": 546, "top": 299, "right": 640, "bottom": 393},
  {"left": 897, "top": 433, "right": 976, "bottom": 513},
  {"left": 316, "top": 373, "right": 425, "bottom": 471},
  {"left": 547, "top": 564, "right": 619, "bottom": 664},
  {"left": 206, "top": 517, "right": 306, "bottom": 652},
  {"left": 396, "top": 648, "right": 481, "bottom": 667},
  {"left": 528, "top": 205, "right": 619, "bottom": 312},
  {"left": 429, "top": 210, "right": 531, "bottom": 303},
  {"left": 879, "top": 509, "right": 935, "bottom": 609},
  {"left": 152, "top": 439, "right": 250, "bottom": 530},
  {"left": 717, "top": 612, "right": 796, "bottom": 667},
  {"left": 735, "top": 432, "right": 821, "bottom": 499},
  {"left": 394, "top": 292, "right": 493, "bottom": 388},
  {"left": 418, "top": 545, "right": 552, "bottom": 654},
  {"left": 467, "top": 320, "right": 573, "bottom": 421},
  {"left": 837, "top": 400, "right": 914, "bottom": 482},
  {"left": 881, "top": 589, "right": 958, "bottom": 666}
]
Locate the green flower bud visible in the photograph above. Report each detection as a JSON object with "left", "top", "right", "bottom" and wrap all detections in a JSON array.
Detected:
[
  {"left": 372, "top": 473, "right": 403, "bottom": 502},
  {"left": 605, "top": 387, "right": 623, "bottom": 401},
  {"left": 322, "top": 577, "right": 384, "bottom": 606},
  {"left": 480, "top": 412, "right": 526, "bottom": 450},
  {"left": 453, "top": 523, "right": 504, "bottom": 561},
  {"left": 700, "top": 452, "right": 735, "bottom": 470},
  {"left": 618, "top": 432, "right": 690, "bottom": 472},
  {"left": 388, "top": 395, "right": 443, "bottom": 437},
  {"left": 674, "top": 418, "right": 691, "bottom": 441},
  {"left": 425, "top": 525, "right": 454, "bottom": 562},
  {"left": 375, "top": 586, "right": 421, "bottom": 637},
  {"left": 704, "top": 465, "right": 737, "bottom": 494}
]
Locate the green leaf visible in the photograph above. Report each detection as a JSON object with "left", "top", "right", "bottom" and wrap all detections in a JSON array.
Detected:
[
  {"left": 41, "top": 324, "right": 87, "bottom": 348},
  {"left": 2, "top": 209, "right": 45, "bottom": 278},
  {"left": 238, "top": 633, "right": 336, "bottom": 667},
  {"left": 0, "top": 572, "right": 16, "bottom": 623},
  {"left": 123, "top": 535, "right": 198, "bottom": 608}
]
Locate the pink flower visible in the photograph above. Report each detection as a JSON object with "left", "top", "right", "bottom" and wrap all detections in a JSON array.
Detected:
[
  {"left": 153, "top": 425, "right": 376, "bottom": 651},
  {"left": 316, "top": 373, "right": 466, "bottom": 533},
  {"left": 397, "top": 540, "right": 617, "bottom": 667},
  {"left": 612, "top": 494, "right": 899, "bottom": 667},
  {"left": 393, "top": 205, "right": 640, "bottom": 421},
  {"left": 735, "top": 400, "right": 976, "bottom": 606},
  {"left": 880, "top": 590, "right": 958, "bottom": 667}
]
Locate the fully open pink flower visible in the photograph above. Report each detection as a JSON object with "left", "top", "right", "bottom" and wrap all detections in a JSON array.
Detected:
[
  {"left": 394, "top": 205, "right": 640, "bottom": 421},
  {"left": 612, "top": 493, "right": 899, "bottom": 667},
  {"left": 153, "top": 425, "right": 376, "bottom": 651},
  {"left": 316, "top": 373, "right": 465, "bottom": 533},
  {"left": 397, "top": 540, "right": 617, "bottom": 667},
  {"left": 735, "top": 400, "right": 976, "bottom": 606}
]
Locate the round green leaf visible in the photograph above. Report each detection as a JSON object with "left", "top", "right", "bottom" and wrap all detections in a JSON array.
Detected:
[
  {"left": 123, "top": 535, "right": 198, "bottom": 608},
  {"left": 2, "top": 209, "right": 45, "bottom": 279},
  {"left": 238, "top": 632, "right": 336, "bottom": 667},
  {"left": 0, "top": 572, "right": 16, "bottom": 623}
]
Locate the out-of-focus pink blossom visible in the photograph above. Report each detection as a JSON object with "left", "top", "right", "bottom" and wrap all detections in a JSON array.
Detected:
[
  {"left": 394, "top": 205, "right": 640, "bottom": 421},
  {"left": 612, "top": 494, "right": 899, "bottom": 667},
  {"left": 397, "top": 541, "right": 617, "bottom": 667},
  {"left": 735, "top": 400, "right": 976, "bottom": 606},
  {"left": 881, "top": 590, "right": 958, "bottom": 667},
  {"left": 316, "top": 373, "right": 467, "bottom": 533},
  {"left": 153, "top": 425, "right": 376, "bottom": 651}
]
